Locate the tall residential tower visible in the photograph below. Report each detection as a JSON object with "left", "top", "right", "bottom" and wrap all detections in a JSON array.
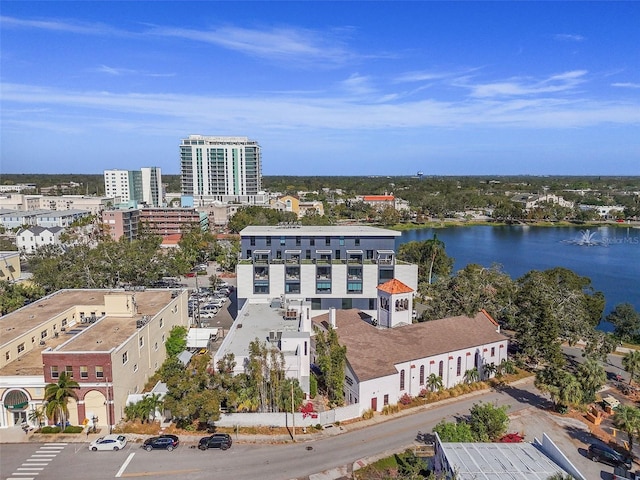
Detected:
[{"left": 180, "top": 135, "right": 264, "bottom": 205}]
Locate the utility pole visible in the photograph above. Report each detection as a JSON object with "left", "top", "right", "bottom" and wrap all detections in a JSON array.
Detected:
[{"left": 291, "top": 381, "right": 296, "bottom": 441}]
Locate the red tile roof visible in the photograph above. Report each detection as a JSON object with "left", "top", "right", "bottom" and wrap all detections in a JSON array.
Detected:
[
  {"left": 377, "top": 279, "right": 414, "bottom": 294},
  {"left": 313, "top": 309, "right": 507, "bottom": 382},
  {"left": 363, "top": 195, "right": 394, "bottom": 201}
]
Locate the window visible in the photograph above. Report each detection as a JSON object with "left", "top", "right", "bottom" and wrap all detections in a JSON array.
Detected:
[
  {"left": 355, "top": 238, "right": 360, "bottom": 246},
  {"left": 162, "top": 334, "right": 166, "bottom": 343},
  {"left": 139, "top": 337, "right": 144, "bottom": 348},
  {"left": 250, "top": 236, "right": 255, "bottom": 246},
  {"left": 438, "top": 361, "right": 444, "bottom": 378},
  {"left": 400, "top": 369, "right": 405, "bottom": 390},
  {"left": 122, "top": 351, "right": 128, "bottom": 364},
  {"left": 419, "top": 365, "right": 425, "bottom": 385},
  {"left": 61, "top": 318, "right": 67, "bottom": 327},
  {"left": 457, "top": 357, "right": 462, "bottom": 376},
  {"left": 266, "top": 237, "right": 271, "bottom": 246},
  {"left": 306, "top": 249, "right": 311, "bottom": 259},
  {"left": 325, "top": 236, "right": 331, "bottom": 246},
  {"left": 80, "top": 366, "right": 88, "bottom": 379},
  {"left": 296, "top": 236, "right": 301, "bottom": 246},
  {"left": 133, "top": 364, "right": 138, "bottom": 372},
  {"left": 384, "top": 394, "right": 389, "bottom": 406},
  {"left": 5, "top": 351, "right": 10, "bottom": 361},
  {"left": 17, "top": 343, "right": 25, "bottom": 354},
  {"left": 159, "top": 318, "right": 164, "bottom": 328},
  {"left": 339, "top": 236, "right": 344, "bottom": 246},
  {"left": 95, "top": 366, "right": 104, "bottom": 378},
  {"left": 310, "top": 238, "right": 315, "bottom": 246},
  {"left": 65, "top": 366, "right": 73, "bottom": 378},
  {"left": 280, "top": 236, "right": 286, "bottom": 246},
  {"left": 51, "top": 366, "right": 59, "bottom": 378},
  {"left": 40, "top": 330, "right": 48, "bottom": 339},
  {"left": 246, "top": 249, "right": 252, "bottom": 258},
  {"left": 491, "top": 347, "right": 495, "bottom": 357},
  {"left": 154, "top": 342, "right": 158, "bottom": 351}
]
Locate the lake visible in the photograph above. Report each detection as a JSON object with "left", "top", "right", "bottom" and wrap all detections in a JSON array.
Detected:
[{"left": 396, "top": 225, "right": 640, "bottom": 322}]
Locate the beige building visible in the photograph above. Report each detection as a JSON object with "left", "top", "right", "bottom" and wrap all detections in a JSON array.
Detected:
[
  {"left": 0, "top": 251, "right": 21, "bottom": 282},
  {"left": 0, "top": 288, "right": 189, "bottom": 430}
]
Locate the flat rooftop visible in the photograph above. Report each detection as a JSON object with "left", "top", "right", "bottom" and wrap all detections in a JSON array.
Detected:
[
  {"left": 240, "top": 225, "right": 401, "bottom": 237},
  {"left": 440, "top": 441, "right": 569, "bottom": 479},
  {"left": 216, "top": 300, "right": 304, "bottom": 360},
  {"left": 0, "top": 289, "right": 181, "bottom": 376}
]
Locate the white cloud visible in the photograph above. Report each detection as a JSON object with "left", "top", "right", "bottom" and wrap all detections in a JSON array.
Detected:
[
  {"left": 2, "top": 82, "right": 639, "bottom": 135},
  {"left": 148, "top": 24, "right": 356, "bottom": 66},
  {"left": 553, "top": 33, "right": 585, "bottom": 42},
  {"left": 460, "top": 70, "right": 588, "bottom": 98},
  {"left": 0, "top": 15, "right": 124, "bottom": 36},
  {"left": 94, "top": 65, "right": 175, "bottom": 77},
  {"left": 612, "top": 82, "right": 640, "bottom": 89}
]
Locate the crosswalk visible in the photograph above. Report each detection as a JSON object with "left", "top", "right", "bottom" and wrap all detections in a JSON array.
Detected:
[{"left": 5, "top": 443, "right": 67, "bottom": 480}]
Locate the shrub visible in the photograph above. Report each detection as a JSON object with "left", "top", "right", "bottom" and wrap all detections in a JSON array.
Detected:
[
  {"left": 63, "top": 426, "right": 83, "bottom": 434},
  {"left": 309, "top": 374, "right": 318, "bottom": 398},
  {"left": 418, "top": 388, "right": 429, "bottom": 398},
  {"left": 362, "top": 409, "right": 375, "bottom": 420},
  {"left": 382, "top": 404, "right": 400, "bottom": 415},
  {"left": 399, "top": 393, "right": 413, "bottom": 406},
  {"left": 40, "top": 426, "right": 61, "bottom": 434}
]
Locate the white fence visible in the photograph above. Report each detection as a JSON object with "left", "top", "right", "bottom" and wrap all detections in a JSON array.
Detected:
[{"left": 213, "top": 403, "right": 361, "bottom": 428}]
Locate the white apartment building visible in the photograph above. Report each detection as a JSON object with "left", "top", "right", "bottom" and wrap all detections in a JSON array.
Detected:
[
  {"left": 180, "top": 135, "right": 263, "bottom": 205},
  {"left": 140, "top": 167, "right": 163, "bottom": 207},
  {"left": 16, "top": 226, "right": 65, "bottom": 254},
  {"left": 104, "top": 169, "right": 142, "bottom": 205},
  {"left": 236, "top": 225, "right": 418, "bottom": 319}
]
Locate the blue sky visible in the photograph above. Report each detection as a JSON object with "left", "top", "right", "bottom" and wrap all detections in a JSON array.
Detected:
[{"left": 1, "top": 1, "right": 639, "bottom": 176}]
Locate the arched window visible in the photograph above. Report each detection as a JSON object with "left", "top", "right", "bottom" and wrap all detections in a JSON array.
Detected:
[
  {"left": 400, "top": 369, "right": 405, "bottom": 390},
  {"left": 419, "top": 365, "right": 425, "bottom": 385},
  {"left": 438, "top": 361, "right": 444, "bottom": 378},
  {"left": 457, "top": 357, "right": 462, "bottom": 376}
]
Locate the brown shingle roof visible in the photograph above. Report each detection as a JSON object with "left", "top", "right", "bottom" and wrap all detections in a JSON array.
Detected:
[
  {"left": 377, "top": 279, "right": 413, "bottom": 294},
  {"left": 313, "top": 309, "right": 507, "bottom": 382}
]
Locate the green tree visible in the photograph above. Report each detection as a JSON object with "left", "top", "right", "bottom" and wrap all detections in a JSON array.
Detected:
[
  {"left": 607, "top": 303, "right": 640, "bottom": 342},
  {"left": 44, "top": 372, "right": 79, "bottom": 427},
  {"left": 576, "top": 358, "right": 606, "bottom": 403},
  {"left": 426, "top": 373, "right": 444, "bottom": 392},
  {"left": 28, "top": 406, "right": 46, "bottom": 428},
  {"left": 165, "top": 325, "right": 188, "bottom": 358},
  {"left": 433, "top": 420, "right": 474, "bottom": 442},
  {"left": 0, "top": 281, "right": 45, "bottom": 315},
  {"left": 622, "top": 350, "right": 640, "bottom": 385},
  {"left": 397, "top": 235, "right": 453, "bottom": 286},
  {"left": 463, "top": 368, "right": 479, "bottom": 384},
  {"left": 468, "top": 402, "right": 509, "bottom": 442},
  {"left": 535, "top": 367, "right": 579, "bottom": 409},
  {"left": 613, "top": 405, "right": 640, "bottom": 453},
  {"left": 314, "top": 327, "right": 347, "bottom": 407}
]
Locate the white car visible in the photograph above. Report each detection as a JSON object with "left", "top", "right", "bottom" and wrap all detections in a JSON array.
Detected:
[{"left": 89, "top": 434, "right": 127, "bottom": 451}]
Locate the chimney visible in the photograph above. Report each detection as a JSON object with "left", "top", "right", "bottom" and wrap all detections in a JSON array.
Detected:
[{"left": 329, "top": 308, "right": 337, "bottom": 329}]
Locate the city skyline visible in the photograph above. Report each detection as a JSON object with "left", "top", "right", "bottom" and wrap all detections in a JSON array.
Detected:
[{"left": 1, "top": 2, "right": 639, "bottom": 176}]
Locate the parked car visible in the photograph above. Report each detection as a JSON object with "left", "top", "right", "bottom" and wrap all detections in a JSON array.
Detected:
[
  {"left": 588, "top": 443, "right": 632, "bottom": 470},
  {"left": 89, "top": 434, "right": 127, "bottom": 451},
  {"left": 142, "top": 434, "right": 180, "bottom": 451},
  {"left": 613, "top": 467, "right": 640, "bottom": 480},
  {"left": 200, "top": 310, "right": 217, "bottom": 319},
  {"left": 198, "top": 433, "right": 232, "bottom": 451}
]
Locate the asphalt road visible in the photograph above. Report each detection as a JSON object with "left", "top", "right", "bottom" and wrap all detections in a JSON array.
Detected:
[{"left": 0, "top": 379, "right": 605, "bottom": 480}]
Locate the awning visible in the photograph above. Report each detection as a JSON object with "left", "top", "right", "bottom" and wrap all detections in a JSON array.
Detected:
[
  {"left": 315, "top": 250, "right": 332, "bottom": 254},
  {"left": 253, "top": 250, "right": 271, "bottom": 254},
  {"left": 285, "top": 250, "right": 301, "bottom": 254},
  {"left": 3, "top": 390, "right": 28, "bottom": 410},
  {"left": 346, "top": 250, "right": 363, "bottom": 254},
  {"left": 376, "top": 250, "right": 394, "bottom": 254}
]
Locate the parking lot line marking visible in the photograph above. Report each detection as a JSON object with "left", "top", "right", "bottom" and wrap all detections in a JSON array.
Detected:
[
  {"left": 115, "top": 452, "right": 135, "bottom": 478},
  {"left": 7, "top": 477, "right": 35, "bottom": 480},
  {"left": 17, "top": 468, "right": 44, "bottom": 471}
]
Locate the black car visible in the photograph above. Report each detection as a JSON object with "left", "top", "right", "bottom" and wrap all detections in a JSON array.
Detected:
[
  {"left": 198, "top": 433, "right": 232, "bottom": 451},
  {"left": 142, "top": 434, "right": 180, "bottom": 451},
  {"left": 588, "top": 443, "right": 632, "bottom": 470}
]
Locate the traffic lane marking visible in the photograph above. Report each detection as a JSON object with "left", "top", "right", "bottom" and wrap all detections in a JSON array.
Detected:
[{"left": 120, "top": 469, "right": 201, "bottom": 477}]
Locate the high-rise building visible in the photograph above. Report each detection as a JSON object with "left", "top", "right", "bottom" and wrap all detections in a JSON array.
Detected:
[
  {"left": 180, "top": 135, "right": 263, "bottom": 204},
  {"left": 103, "top": 169, "right": 142, "bottom": 205},
  {"left": 140, "top": 167, "right": 163, "bottom": 207}
]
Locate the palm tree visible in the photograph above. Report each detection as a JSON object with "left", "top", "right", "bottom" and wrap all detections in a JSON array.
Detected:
[
  {"left": 483, "top": 363, "right": 498, "bottom": 380},
  {"left": 622, "top": 350, "right": 640, "bottom": 385},
  {"left": 44, "top": 372, "right": 79, "bottom": 427},
  {"left": 556, "top": 376, "right": 583, "bottom": 409},
  {"left": 497, "top": 359, "right": 516, "bottom": 377},
  {"left": 426, "top": 373, "right": 444, "bottom": 392},
  {"left": 576, "top": 358, "right": 606, "bottom": 404},
  {"left": 613, "top": 405, "right": 640, "bottom": 452},
  {"left": 28, "top": 406, "right": 46, "bottom": 428},
  {"left": 463, "top": 368, "right": 479, "bottom": 384}
]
